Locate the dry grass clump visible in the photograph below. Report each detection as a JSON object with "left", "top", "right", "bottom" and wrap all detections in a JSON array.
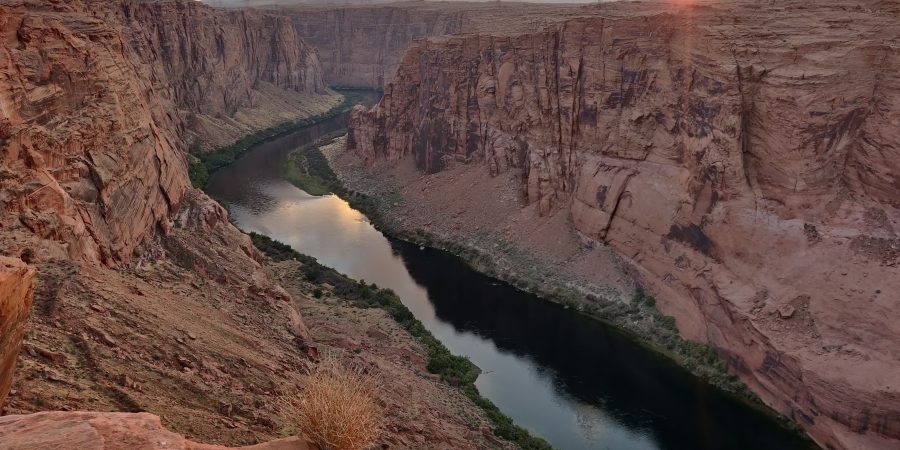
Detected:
[{"left": 287, "top": 357, "right": 382, "bottom": 450}]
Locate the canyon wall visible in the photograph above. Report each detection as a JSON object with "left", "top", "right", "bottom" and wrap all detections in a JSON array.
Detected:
[
  {"left": 349, "top": 1, "right": 900, "bottom": 449},
  {"left": 0, "top": 0, "right": 326, "bottom": 264},
  {"left": 113, "top": 0, "right": 336, "bottom": 149},
  {"left": 0, "top": 0, "right": 320, "bottom": 444},
  {"left": 278, "top": 2, "right": 585, "bottom": 89},
  {"left": 284, "top": 4, "right": 465, "bottom": 88},
  {"left": 0, "top": 257, "right": 34, "bottom": 412}
]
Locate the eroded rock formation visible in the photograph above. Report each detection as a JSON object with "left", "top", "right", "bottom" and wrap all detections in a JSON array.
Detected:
[
  {"left": 0, "top": 0, "right": 326, "bottom": 264},
  {"left": 0, "top": 0, "right": 319, "bottom": 442},
  {"left": 348, "top": 1, "right": 900, "bottom": 449},
  {"left": 0, "top": 257, "right": 34, "bottom": 412}
]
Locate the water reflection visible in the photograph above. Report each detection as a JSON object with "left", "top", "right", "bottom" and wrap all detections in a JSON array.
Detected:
[{"left": 206, "top": 103, "right": 815, "bottom": 450}]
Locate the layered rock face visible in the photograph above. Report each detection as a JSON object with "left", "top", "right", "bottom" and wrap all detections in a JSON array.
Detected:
[
  {"left": 113, "top": 0, "right": 332, "bottom": 149},
  {"left": 278, "top": 2, "right": 585, "bottom": 89},
  {"left": 116, "top": 0, "right": 326, "bottom": 115},
  {"left": 0, "top": 257, "right": 34, "bottom": 412},
  {"left": 0, "top": 0, "right": 325, "bottom": 264},
  {"left": 349, "top": 1, "right": 900, "bottom": 449},
  {"left": 283, "top": 4, "right": 465, "bottom": 88}
]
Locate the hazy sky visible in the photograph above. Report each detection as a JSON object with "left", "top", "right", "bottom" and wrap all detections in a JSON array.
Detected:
[{"left": 201, "top": 0, "right": 602, "bottom": 5}]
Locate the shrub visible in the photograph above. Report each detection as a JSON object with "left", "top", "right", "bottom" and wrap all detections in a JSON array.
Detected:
[
  {"left": 313, "top": 287, "right": 324, "bottom": 298},
  {"left": 304, "top": 265, "right": 322, "bottom": 282},
  {"left": 191, "top": 92, "right": 366, "bottom": 188},
  {"left": 287, "top": 357, "right": 382, "bottom": 450},
  {"left": 188, "top": 161, "right": 209, "bottom": 188}
]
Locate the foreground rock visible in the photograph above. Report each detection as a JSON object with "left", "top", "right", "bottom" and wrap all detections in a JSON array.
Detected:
[
  {"left": 347, "top": 1, "right": 900, "bottom": 449},
  {"left": 0, "top": 258, "right": 35, "bottom": 412},
  {"left": 0, "top": 411, "right": 312, "bottom": 450}
]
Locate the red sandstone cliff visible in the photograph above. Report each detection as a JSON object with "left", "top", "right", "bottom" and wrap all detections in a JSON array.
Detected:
[
  {"left": 348, "top": 1, "right": 900, "bottom": 449},
  {"left": 0, "top": 0, "right": 326, "bottom": 264},
  {"left": 0, "top": 257, "right": 34, "bottom": 412},
  {"left": 0, "top": 1, "right": 321, "bottom": 442}
]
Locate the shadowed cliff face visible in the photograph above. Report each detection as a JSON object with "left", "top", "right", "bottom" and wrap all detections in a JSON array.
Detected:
[
  {"left": 284, "top": 5, "right": 464, "bottom": 88},
  {"left": 0, "top": 257, "right": 34, "bottom": 412},
  {"left": 348, "top": 1, "right": 900, "bottom": 449},
  {"left": 278, "top": 2, "right": 592, "bottom": 89},
  {"left": 116, "top": 0, "right": 326, "bottom": 116},
  {"left": 0, "top": 0, "right": 325, "bottom": 264}
]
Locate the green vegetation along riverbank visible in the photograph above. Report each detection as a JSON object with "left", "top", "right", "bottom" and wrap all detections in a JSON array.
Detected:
[
  {"left": 289, "top": 137, "right": 816, "bottom": 440},
  {"left": 280, "top": 132, "right": 346, "bottom": 196},
  {"left": 188, "top": 91, "right": 368, "bottom": 188},
  {"left": 250, "top": 233, "right": 553, "bottom": 450}
]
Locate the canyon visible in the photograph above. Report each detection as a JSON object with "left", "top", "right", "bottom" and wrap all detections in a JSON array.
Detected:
[
  {"left": 346, "top": 1, "right": 900, "bottom": 449},
  {"left": 1, "top": 0, "right": 898, "bottom": 449}
]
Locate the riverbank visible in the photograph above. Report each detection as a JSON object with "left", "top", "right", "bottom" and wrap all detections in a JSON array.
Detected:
[
  {"left": 292, "top": 136, "right": 748, "bottom": 393},
  {"left": 199, "top": 98, "right": 554, "bottom": 448},
  {"left": 281, "top": 131, "right": 348, "bottom": 196},
  {"left": 188, "top": 90, "right": 368, "bottom": 188},
  {"left": 250, "top": 233, "right": 551, "bottom": 450},
  {"left": 6, "top": 189, "right": 516, "bottom": 448},
  {"left": 316, "top": 136, "right": 814, "bottom": 439},
  {"left": 220, "top": 107, "right": 817, "bottom": 447}
]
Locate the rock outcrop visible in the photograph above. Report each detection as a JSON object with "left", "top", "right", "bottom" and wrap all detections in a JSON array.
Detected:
[
  {"left": 0, "top": 257, "right": 34, "bottom": 412},
  {"left": 348, "top": 1, "right": 900, "bottom": 449},
  {"left": 0, "top": 411, "right": 312, "bottom": 450},
  {"left": 0, "top": 0, "right": 321, "bottom": 443},
  {"left": 0, "top": 0, "right": 327, "bottom": 265}
]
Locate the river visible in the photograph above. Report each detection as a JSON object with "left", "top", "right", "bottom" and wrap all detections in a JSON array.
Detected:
[{"left": 205, "top": 95, "right": 814, "bottom": 450}]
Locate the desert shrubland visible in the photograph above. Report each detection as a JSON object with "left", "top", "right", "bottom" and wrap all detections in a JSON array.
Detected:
[{"left": 287, "top": 356, "right": 382, "bottom": 450}]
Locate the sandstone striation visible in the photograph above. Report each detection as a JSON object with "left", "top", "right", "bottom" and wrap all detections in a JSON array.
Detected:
[
  {"left": 111, "top": 0, "right": 336, "bottom": 149},
  {"left": 0, "top": 0, "right": 328, "bottom": 265},
  {"left": 0, "top": 257, "right": 34, "bottom": 412},
  {"left": 348, "top": 1, "right": 900, "bottom": 449}
]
